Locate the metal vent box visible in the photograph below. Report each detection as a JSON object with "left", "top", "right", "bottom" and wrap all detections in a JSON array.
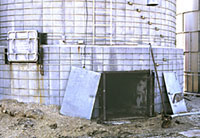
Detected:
[{"left": 7, "top": 30, "right": 38, "bottom": 62}]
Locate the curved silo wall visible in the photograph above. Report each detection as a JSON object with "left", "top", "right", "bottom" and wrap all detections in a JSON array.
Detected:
[
  {"left": 177, "top": 0, "right": 200, "bottom": 92},
  {"left": 0, "top": 0, "right": 183, "bottom": 113},
  {"left": 0, "top": 0, "right": 176, "bottom": 46}
]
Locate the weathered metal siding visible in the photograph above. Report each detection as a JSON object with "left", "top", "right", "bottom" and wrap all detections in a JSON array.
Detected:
[
  {"left": 0, "top": 0, "right": 183, "bottom": 113},
  {"left": 0, "top": 0, "right": 176, "bottom": 46},
  {"left": 0, "top": 46, "right": 184, "bottom": 112},
  {"left": 176, "top": 0, "right": 200, "bottom": 92}
]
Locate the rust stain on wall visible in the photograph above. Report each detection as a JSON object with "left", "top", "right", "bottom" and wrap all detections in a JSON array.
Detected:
[
  {"left": 78, "top": 46, "right": 81, "bottom": 54},
  {"left": 37, "top": 64, "right": 44, "bottom": 104},
  {"left": 9, "top": 64, "right": 14, "bottom": 95}
]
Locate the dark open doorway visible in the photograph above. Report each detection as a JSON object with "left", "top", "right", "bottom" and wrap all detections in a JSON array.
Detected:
[{"left": 97, "top": 70, "right": 154, "bottom": 120}]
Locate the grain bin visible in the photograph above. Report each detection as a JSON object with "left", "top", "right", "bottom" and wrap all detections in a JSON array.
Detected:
[
  {"left": 0, "top": 0, "right": 183, "bottom": 114},
  {"left": 176, "top": 0, "right": 200, "bottom": 92}
]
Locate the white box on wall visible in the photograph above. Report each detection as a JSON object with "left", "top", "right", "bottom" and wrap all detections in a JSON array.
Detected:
[{"left": 7, "top": 30, "right": 38, "bottom": 62}]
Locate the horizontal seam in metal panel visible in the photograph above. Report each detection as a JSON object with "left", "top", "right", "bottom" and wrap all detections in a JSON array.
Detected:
[
  {"left": 0, "top": 16, "right": 176, "bottom": 24},
  {"left": 0, "top": 1, "right": 176, "bottom": 8},
  {"left": 0, "top": 93, "right": 63, "bottom": 98},
  {"left": 177, "top": 30, "right": 200, "bottom": 34},
  {"left": 0, "top": 32, "right": 176, "bottom": 38},
  {"left": 0, "top": 39, "right": 176, "bottom": 43},
  {"left": 184, "top": 51, "right": 200, "bottom": 53},
  {"left": 0, "top": 14, "right": 176, "bottom": 22},
  {"left": 0, "top": 37, "right": 176, "bottom": 42},
  {"left": 0, "top": 30, "right": 177, "bottom": 37},
  {"left": 0, "top": 20, "right": 176, "bottom": 29},
  {"left": 0, "top": 47, "right": 184, "bottom": 51},
  {"left": 0, "top": 17, "right": 176, "bottom": 25},
  {"left": 0, "top": 78, "right": 68, "bottom": 81},
  {"left": 176, "top": 10, "right": 200, "bottom": 16}
]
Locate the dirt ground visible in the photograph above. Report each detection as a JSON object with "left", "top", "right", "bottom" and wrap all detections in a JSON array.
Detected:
[{"left": 0, "top": 95, "right": 200, "bottom": 138}]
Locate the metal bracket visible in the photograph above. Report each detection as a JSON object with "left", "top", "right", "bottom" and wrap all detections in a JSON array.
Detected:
[
  {"left": 37, "top": 47, "right": 44, "bottom": 76},
  {"left": 39, "top": 64, "right": 44, "bottom": 76},
  {"left": 4, "top": 48, "right": 9, "bottom": 64}
]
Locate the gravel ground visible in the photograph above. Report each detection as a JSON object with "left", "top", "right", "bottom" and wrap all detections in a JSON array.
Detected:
[{"left": 0, "top": 95, "right": 199, "bottom": 138}]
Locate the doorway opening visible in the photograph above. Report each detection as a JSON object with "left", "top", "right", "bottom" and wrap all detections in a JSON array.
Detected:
[{"left": 94, "top": 70, "right": 154, "bottom": 120}]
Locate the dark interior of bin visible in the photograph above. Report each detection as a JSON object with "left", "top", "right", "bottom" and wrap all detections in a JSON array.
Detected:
[{"left": 104, "top": 71, "right": 154, "bottom": 120}]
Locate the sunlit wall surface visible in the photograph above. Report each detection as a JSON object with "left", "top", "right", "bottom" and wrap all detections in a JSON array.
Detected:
[
  {"left": 0, "top": 0, "right": 176, "bottom": 47},
  {"left": 176, "top": 0, "right": 200, "bottom": 92},
  {"left": 0, "top": 0, "right": 183, "bottom": 113}
]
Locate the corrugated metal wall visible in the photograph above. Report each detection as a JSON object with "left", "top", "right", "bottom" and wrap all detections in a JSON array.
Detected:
[
  {"left": 0, "top": 0, "right": 176, "bottom": 46},
  {"left": 0, "top": 45, "right": 184, "bottom": 112},
  {"left": 0, "top": 0, "right": 183, "bottom": 113},
  {"left": 176, "top": 0, "right": 200, "bottom": 92}
]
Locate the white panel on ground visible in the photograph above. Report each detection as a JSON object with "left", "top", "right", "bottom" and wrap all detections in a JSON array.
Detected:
[
  {"left": 163, "top": 72, "right": 187, "bottom": 114},
  {"left": 60, "top": 67, "right": 101, "bottom": 120},
  {"left": 179, "top": 130, "right": 200, "bottom": 138}
]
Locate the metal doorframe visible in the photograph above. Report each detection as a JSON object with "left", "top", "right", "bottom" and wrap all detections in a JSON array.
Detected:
[{"left": 99, "top": 70, "right": 155, "bottom": 121}]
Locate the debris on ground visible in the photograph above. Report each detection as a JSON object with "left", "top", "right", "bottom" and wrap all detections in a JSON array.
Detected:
[{"left": 0, "top": 95, "right": 199, "bottom": 138}]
